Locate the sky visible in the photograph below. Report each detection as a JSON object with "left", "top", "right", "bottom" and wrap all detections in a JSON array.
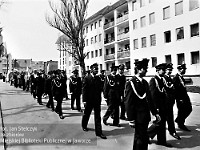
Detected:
[{"left": 0, "top": 0, "right": 118, "bottom": 61}]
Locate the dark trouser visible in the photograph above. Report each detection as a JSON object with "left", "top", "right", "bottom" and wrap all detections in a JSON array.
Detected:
[
  {"left": 82, "top": 103, "right": 102, "bottom": 135},
  {"left": 55, "top": 97, "right": 63, "bottom": 116},
  {"left": 103, "top": 102, "right": 119, "bottom": 125},
  {"left": 120, "top": 101, "right": 126, "bottom": 118},
  {"left": 46, "top": 92, "right": 54, "bottom": 110},
  {"left": 71, "top": 93, "right": 81, "bottom": 110},
  {"left": 37, "top": 93, "right": 42, "bottom": 104},
  {"left": 157, "top": 113, "right": 167, "bottom": 144},
  {"left": 175, "top": 101, "right": 192, "bottom": 125},
  {"left": 167, "top": 103, "right": 176, "bottom": 134},
  {"left": 133, "top": 123, "right": 149, "bottom": 150}
]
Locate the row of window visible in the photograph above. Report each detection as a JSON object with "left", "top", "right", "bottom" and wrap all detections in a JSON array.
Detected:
[
  {"left": 133, "top": 0, "right": 199, "bottom": 30},
  {"left": 84, "top": 19, "right": 102, "bottom": 34},
  {"left": 149, "top": 51, "right": 199, "bottom": 68},
  {"left": 85, "top": 34, "right": 102, "bottom": 46},
  {"left": 133, "top": 22, "right": 199, "bottom": 49},
  {"left": 133, "top": 0, "right": 199, "bottom": 12},
  {"left": 86, "top": 49, "right": 102, "bottom": 59}
]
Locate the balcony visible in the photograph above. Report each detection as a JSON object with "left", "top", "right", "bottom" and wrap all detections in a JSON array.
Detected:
[
  {"left": 116, "top": 14, "right": 129, "bottom": 24},
  {"left": 104, "top": 54, "right": 115, "bottom": 61},
  {"left": 104, "top": 37, "right": 115, "bottom": 44},
  {"left": 117, "top": 50, "right": 130, "bottom": 59},
  {"left": 104, "top": 21, "right": 114, "bottom": 29},
  {"left": 117, "top": 32, "right": 130, "bottom": 41}
]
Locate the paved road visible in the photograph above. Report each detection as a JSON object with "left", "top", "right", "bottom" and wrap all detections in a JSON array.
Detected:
[{"left": 0, "top": 80, "right": 200, "bottom": 150}]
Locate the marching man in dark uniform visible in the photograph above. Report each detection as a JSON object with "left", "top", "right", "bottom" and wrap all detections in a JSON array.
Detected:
[
  {"left": 103, "top": 65, "right": 121, "bottom": 127},
  {"left": 45, "top": 71, "right": 54, "bottom": 111},
  {"left": 148, "top": 63, "right": 172, "bottom": 147},
  {"left": 35, "top": 71, "right": 45, "bottom": 105},
  {"left": 163, "top": 63, "right": 181, "bottom": 140},
  {"left": 81, "top": 63, "right": 107, "bottom": 139},
  {"left": 52, "top": 70, "right": 65, "bottom": 119},
  {"left": 69, "top": 69, "right": 82, "bottom": 112},
  {"left": 125, "top": 59, "right": 160, "bottom": 150},
  {"left": 117, "top": 64, "right": 126, "bottom": 120},
  {"left": 173, "top": 64, "right": 192, "bottom": 131}
]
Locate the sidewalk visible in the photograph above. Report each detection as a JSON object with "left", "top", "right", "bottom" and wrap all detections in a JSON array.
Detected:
[{"left": 0, "top": 80, "right": 200, "bottom": 150}]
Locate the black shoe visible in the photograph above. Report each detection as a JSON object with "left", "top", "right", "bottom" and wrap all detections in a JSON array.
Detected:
[
  {"left": 178, "top": 124, "right": 191, "bottom": 131},
  {"left": 59, "top": 115, "right": 64, "bottom": 119},
  {"left": 77, "top": 109, "right": 83, "bottom": 112},
  {"left": 170, "top": 132, "right": 181, "bottom": 140},
  {"left": 148, "top": 138, "right": 152, "bottom": 144},
  {"left": 46, "top": 105, "right": 50, "bottom": 108},
  {"left": 82, "top": 127, "right": 88, "bottom": 132},
  {"left": 96, "top": 134, "right": 107, "bottom": 139},
  {"left": 103, "top": 120, "right": 108, "bottom": 126},
  {"left": 51, "top": 109, "right": 54, "bottom": 112},
  {"left": 157, "top": 142, "right": 173, "bottom": 147},
  {"left": 39, "top": 103, "right": 43, "bottom": 105}
]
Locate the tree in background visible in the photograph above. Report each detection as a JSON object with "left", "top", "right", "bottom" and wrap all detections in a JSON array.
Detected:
[{"left": 46, "top": 0, "right": 89, "bottom": 76}]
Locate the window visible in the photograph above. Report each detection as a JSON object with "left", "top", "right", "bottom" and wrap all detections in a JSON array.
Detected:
[
  {"left": 177, "top": 53, "right": 185, "bottom": 65},
  {"left": 151, "top": 57, "right": 157, "bottom": 67},
  {"left": 165, "top": 55, "right": 172, "bottom": 63},
  {"left": 191, "top": 51, "right": 199, "bottom": 64},
  {"left": 163, "top": 6, "right": 170, "bottom": 20},
  {"left": 176, "top": 27, "right": 184, "bottom": 40},
  {"left": 87, "top": 66, "right": 89, "bottom": 70},
  {"left": 175, "top": 1, "right": 183, "bottom": 16},
  {"left": 141, "top": 37, "right": 147, "bottom": 48},
  {"left": 106, "top": 49, "right": 109, "bottom": 55},
  {"left": 91, "top": 24, "right": 93, "bottom": 31},
  {"left": 100, "top": 64, "right": 102, "bottom": 71},
  {"left": 133, "top": 19, "right": 137, "bottom": 30},
  {"left": 150, "top": 34, "right": 156, "bottom": 46},
  {"left": 99, "top": 19, "right": 102, "bottom": 27},
  {"left": 140, "top": 16, "right": 146, "bottom": 27},
  {"left": 91, "top": 51, "right": 94, "bottom": 58},
  {"left": 133, "top": 39, "right": 138, "bottom": 50},
  {"left": 99, "top": 34, "right": 102, "bottom": 42},
  {"left": 149, "top": 0, "right": 155, "bottom": 3},
  {"left": 189, "top": 0, "right": 199, "bottom": 11},
  {"left": 91, "top": 37, "right": 93, "bottom": 44},
  {"left": 95, "top": 50, "right": 98, "bottom": 57},
  {"left": 86, "top": 39, "right": 88, "bottom": 46},
  {"left": 125, "top": 61, "right": 130, "bottom": 69},
  {"left": 95, "top": 22, "right": 97, "bottom": 29},
  {"left": 190, "top": 23, "right": 199, "bottom": 37},
  {"left": 106, "top": 64, "right": 109, "bottom": 71},
  {"left": 86, "top": 26, "right": 88, "bottom": 33},
  {"left": 132, "top": 0, "right": 137, "bottom": 11},
  {"left": 111, "top": 48, "right": 115, "bottom": 54},
  {"left": 87, "top": 53, "right": 89, "bottom": 59},
  {"left": 164, "top": 30, "right": 171, "bottom": 43},
  {"left": 95, "top": 35, "right": 97, "bottom": 43},
  {"left": 140, "top": 0, "right": 145, "bottom": 7},
  {"left": 99, "top": 49, "right": 102, "bottom": 56},
  {"left": 149, "top": 12, "right": 155, "bottom": 24}
]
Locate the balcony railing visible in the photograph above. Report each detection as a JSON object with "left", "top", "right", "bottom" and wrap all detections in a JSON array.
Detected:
[
  {"left": 104, "top": 54, "right": 115, "bottom": 60},
  {"left": 104, "top": 37, "right": 115, "bottom": 44},
  {"left": 117, "top": 32, "right": 130, "bottom": 41},
  {"left": 117, "top": 14, "right": 129, "bottom": 24},
  {"left": 104, "top": 21, "right": 114, "bottom": 29},
  {"left": 117, "top": 50, "right": 130, "bottom": 59}
]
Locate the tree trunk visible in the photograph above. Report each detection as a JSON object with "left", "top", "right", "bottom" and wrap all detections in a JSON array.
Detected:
[{"left": 79, "top": 59, "right": 86, "bottom": 78}]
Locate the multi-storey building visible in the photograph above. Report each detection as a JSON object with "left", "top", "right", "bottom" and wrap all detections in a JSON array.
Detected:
[
  {"left": 56, "top": 34, "right": 73, "bottom": 77},
  {"left": 128, "top": 0, "right": 200, "bottom": 84}
]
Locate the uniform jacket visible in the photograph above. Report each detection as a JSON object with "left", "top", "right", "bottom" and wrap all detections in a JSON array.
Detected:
[
  {"left": 99, "top": 74, "right": 105, "bottom": 92},
  {"left": 116, "top": 73, "right": 126, "bottom": 98},
  {"left": 52, "top": 78, "right": 65, "bottom": 100},
  {"left": 163, "top": 75, "right": 176, "bottom": 105},
  {"left": 173, "top": 73, "right": 191, "bottom": 104},
  {"left": 69, "top": 76, "right": 82, "bottom": 95},
  {"left": 82, "top": 74, "right": 102, "bottom": 105},
  {"left": 35, "top": 76, "right": 45, "bottom": 95},
  {"left": 125, "top": 76, "right": 157, "bottom": 123},
  {"left": 149, "top": 75, "right": 167, "bottom": 113},
  {"left": 103, "top": 74, "right": 120, "bottom": 104},
  {"left": 44, "top": 77, "right": 52, "bottom": 94}
]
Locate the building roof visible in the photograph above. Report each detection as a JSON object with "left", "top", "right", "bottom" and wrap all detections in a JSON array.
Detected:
[
  {"left": 84, "top": 0, "right": 127, "bottom": 26},
  {"left": 55, "top": 34, "right": 70, "bottom": 44}
]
